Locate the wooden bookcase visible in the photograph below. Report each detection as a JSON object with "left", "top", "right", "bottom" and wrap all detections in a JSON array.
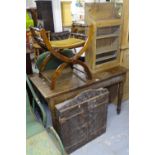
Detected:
[
  {"left": 85, "top": 2, "right": 122, "bottom": 73},
  {"left": 120, "top": 0, "right": 129, "bottom": 100}
]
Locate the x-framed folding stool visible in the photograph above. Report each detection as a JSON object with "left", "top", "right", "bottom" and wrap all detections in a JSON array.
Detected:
[{"left": 30, "top": 25, "right": 94, "bottom": 90}]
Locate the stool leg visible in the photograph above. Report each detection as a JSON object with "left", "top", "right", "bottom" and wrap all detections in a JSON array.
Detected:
[
  {"left": 39, "top": 53, "right": 53, "bottom": 72},
  {"left": 34, "top": 48, "right": 40, "bottom": 69},
  {"left": 73, "top": 59, "right": 92, "bottom": 80},
  {"left": 51, "top": 63, "right": 68, "bottom": 90}
]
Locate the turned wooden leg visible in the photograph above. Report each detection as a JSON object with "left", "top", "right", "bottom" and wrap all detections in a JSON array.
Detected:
[
  {"left": 34, "top": 48, "right": 37, "bottom": 63},
  {"left": 117, "top": 82, "right": 124, "bottom": 114},
  {"left": 51, "top": 63, "right": 68, "bottom": 90},
  {"left": 26, "top": 52, "right": 33, "bottom": 75},
  {"left": 34, "top": 48, "right": 40, "bottom": 63},
  {"left": 37, "top": 49, "right": 40, "bottom": 58},
  {"left": 73, "top": 59, "right": 92, "bottom": 80}
]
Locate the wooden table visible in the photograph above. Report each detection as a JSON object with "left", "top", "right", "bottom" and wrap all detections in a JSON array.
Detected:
[{"left": 29, "top": 66, "right": 127, "bottom": 128}]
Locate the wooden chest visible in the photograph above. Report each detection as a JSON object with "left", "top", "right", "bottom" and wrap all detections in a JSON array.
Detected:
[{"left": 55, "top": 88, "right": 109, "bottom": 153}]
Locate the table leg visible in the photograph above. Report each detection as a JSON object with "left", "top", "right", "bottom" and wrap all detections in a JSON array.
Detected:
[
  {"left": 26, "top": 53, "right": 33, "bottom": 74},
  {"left": 48, "top": 101, "right": 58, "bottom": 130},
  {"left": 34, "top": 48, "right": 40, "bottom": 63},
  {"left": 117, "top": 82, "right": 124, "bottom": 114}
]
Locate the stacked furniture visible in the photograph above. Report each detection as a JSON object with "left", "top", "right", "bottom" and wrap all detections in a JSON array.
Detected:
[{"left": 26, "top": 2, "right": 128, "bottom": 154}]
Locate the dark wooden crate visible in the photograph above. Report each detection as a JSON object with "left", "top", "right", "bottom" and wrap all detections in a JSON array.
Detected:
[{"left": 55, "top": 88, "right": 109, "bottom": 153}]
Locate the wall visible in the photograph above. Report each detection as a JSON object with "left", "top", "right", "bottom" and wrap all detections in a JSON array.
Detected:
[
  {"left": 52, "top": 0, "right": 62, "bottom": 32},
  {"left": 26, "top": 0, "right": 36, "bottom": 8}
]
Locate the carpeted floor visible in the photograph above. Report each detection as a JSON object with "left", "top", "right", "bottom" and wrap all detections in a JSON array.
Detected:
[{"left": 71, "top": 100, "right": 129, "bottom": 155}]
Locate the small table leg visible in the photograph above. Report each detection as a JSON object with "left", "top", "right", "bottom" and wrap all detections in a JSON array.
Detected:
[
  {"left": 26, "top": 52, "right": 33, "bottom": 74},
  {"left": 117, "top": 82, "right": 124, "bottom": 114}
]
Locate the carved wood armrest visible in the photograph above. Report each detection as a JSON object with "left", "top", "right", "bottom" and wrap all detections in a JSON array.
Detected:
[{"left": 45, "top": 31, "right": 51, "bottom": 40}]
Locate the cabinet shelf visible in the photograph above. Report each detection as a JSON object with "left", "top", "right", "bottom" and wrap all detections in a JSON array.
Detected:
[
  {"left": 96, "top": 54, "right": 117, "bottom": 63},
  {"left": 96, "top": 47, "right": 118, "bottom": 55},
  {"left": 96, "top": 33, "right": 119, "bottom": 39}
]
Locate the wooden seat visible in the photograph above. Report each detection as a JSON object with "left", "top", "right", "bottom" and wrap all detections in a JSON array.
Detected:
[
  {"left": 30, "top": 25, "right": 93, "bottom": 89},
  {"left": 50, "top": 38, "right": 85, "bottom": 49}
]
